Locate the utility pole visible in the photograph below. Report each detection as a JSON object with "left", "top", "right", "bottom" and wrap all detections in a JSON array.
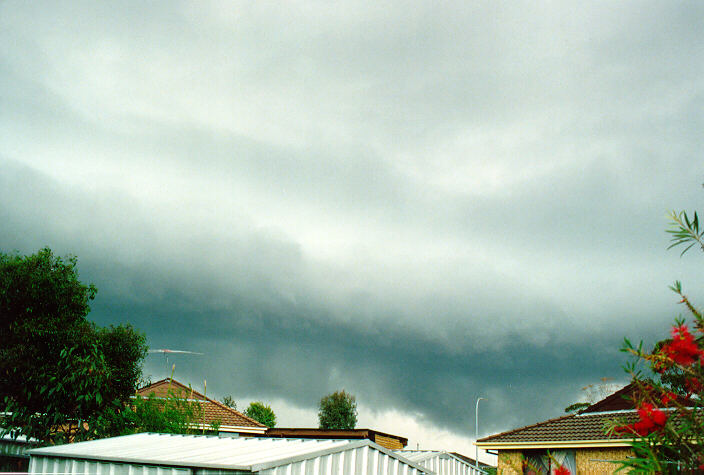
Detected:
[{"left": 475, "top": 397, "right": 487, "bottom": 472}]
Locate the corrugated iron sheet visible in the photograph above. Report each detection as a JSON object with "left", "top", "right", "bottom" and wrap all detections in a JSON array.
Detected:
[
  {"left": 259, "top": 445, "right": 423, "bottom": 475},
  {"left": 29, "top": 433, "right": 430, "bottom": 474},
  {"left": 395, "top": 450, "right": 486, "bottom": 475},
  {"left": 1, "top": 433, "right": 34, "bottom": 459},
  {"left": 30, "top": 456, "right": 196, "bottom": 475}
]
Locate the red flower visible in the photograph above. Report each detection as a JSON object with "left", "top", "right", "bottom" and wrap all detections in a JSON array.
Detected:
[
  {"left": 661, "top": 324, "right": 702, "bottom": 366},
  {"left": 661, "top": 391, "right": 677, "bottom": 406},
  {"left": 639, "top": 403, "right": 668, "bottom": 426},
  {"left": 686, "top": 377, "right": 703, "bottom": 395},
  {"left": 615, "top": 402, "right": 668, "bottom": 436},
  {"left": 553, "top": 465, "right": 571, "bottom": 475},
  {"left": 672, "top": 324, "right": 688, "bottom": 336}
]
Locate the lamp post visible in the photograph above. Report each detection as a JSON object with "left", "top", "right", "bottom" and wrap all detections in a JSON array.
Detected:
[{"left": 475, "top": 397, "right": 486, "bottom": 472}]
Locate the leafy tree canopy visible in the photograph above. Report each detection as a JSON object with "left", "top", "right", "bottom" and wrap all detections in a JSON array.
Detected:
[
  {"left": 244, "top": 401, "right": 276, "bottom": 428},
  {"left": 0, "top": 248, "right": 148, "bottom": 443},
  {"left": 220, "top": 395, "right": 237, "bottom": 410},
  {"left": 318, "top": 390, "right": 357, "bottom": 430},
  {"left": 94, "top": 388, "right": 203, "bottom": 438}
]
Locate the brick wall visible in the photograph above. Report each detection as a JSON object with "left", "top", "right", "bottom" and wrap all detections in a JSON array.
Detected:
[
  {"left": 497, "top": 450, "right": 523, "bottom": 474},
  {"left": 496, "top": 448, "right": 632, "bottom": 474},
  {"left": 575, "top": 447, "right": 632, "bottom": 474},
  {"left": 373, "top": 434, "right": 405, "bottom": 450}
]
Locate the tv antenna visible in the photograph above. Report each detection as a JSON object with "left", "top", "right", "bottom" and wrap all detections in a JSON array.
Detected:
[{"left": 148, "top": 349, "right": 204, "bottom": 368}]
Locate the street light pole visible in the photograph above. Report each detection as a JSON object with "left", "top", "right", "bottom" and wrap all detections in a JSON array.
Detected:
[{"left": 475, "top": 397, "right": 486, "bottom": 472}]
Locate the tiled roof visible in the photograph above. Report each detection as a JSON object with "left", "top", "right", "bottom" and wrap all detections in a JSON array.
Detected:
[
  {"left": 137, "top": 379, "right": 207, "bottom": 400},
  {"left": 476, "top": 412, "right": 637, "bottom": 445},
  {"left": 580, "top": 384, "right": 635, "bottom": 413},
  {"left": 581, "top": 382, "right": 692, "bottom": 413},
  {"left": 478, "top": 382, "right": 696, "bottom": 448},
  {"left": 136, "top": 379, "right": 266, "bottom": 431}
]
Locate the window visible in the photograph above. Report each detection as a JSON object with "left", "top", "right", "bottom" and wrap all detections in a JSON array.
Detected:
[{"left": 523, "top": 449, "right": 576, "bottom": 474}]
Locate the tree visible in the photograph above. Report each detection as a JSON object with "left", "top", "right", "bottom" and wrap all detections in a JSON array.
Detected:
[
  {"left": 244, "top": 401, "right": 276, "bottom": 428},
  {"left": 318, "top": 390, "right": 357, "bottom": 430},
  {"left": 93, "top": 381, "right": 203, "bottom": 437},
  {"left": 0, "top": 248, "right": 148, "bottom": 443},
  {"left": 221, "top": 395, "right": 237, "bottom": 410},
  {"left": 610, "top": 208, "right": 704, "bottom": 472},
  {"left": 97, "top": 324, "right": 148, "bottom": 400}
]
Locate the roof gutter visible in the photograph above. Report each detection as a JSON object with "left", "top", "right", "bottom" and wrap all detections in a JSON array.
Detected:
[
  {"left": 189, "top": 423, "right": 267, "bottom": 434},
  {"left": 475, "top": 439, "right": 632, "bottom": 450}
]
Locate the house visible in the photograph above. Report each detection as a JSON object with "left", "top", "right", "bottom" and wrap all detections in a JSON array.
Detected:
[
  {"left": 136, "top": 379, "right": 267, "bottom": 436},
  {"left": 475, "top": 384, "right": 653, "bottom": 474},
  {"left": 28, "top": 432, "right": 433, "bottom": 474},
  {"left": 394, "top": 449, "right": 490, "bottom": 474},
  {"left": 264, "top": 427, "right": 408, "bottom": 450}
]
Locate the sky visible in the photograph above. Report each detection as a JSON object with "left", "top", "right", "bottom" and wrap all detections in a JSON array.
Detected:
[{"left": 1, "top": 0, "right": 703, "bottom": 463}]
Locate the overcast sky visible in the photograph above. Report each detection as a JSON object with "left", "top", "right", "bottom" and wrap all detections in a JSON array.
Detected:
[{"left": 1, "top": 0, "right": 703, "bottom": 462}]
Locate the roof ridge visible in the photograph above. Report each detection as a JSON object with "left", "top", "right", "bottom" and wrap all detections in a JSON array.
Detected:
[
  {"left": 576, "top": 409, "right": 637, "bottom": 417},
  {"left": 136, "top": 378, "right": 168, "bottom": 393},
  {"left": 139, "top": 378, "right": 208, "bottom": 400},
  {"left": 477, "top": 413, "right": 576, "bottom": 443}
]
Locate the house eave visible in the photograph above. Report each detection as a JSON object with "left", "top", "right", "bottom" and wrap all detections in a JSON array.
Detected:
[
  {"left": 189, "top": 423, "right": 267, "bottom": 434},
  {"left": 475, "top": 439, "right": 631, "bottom": 450}
]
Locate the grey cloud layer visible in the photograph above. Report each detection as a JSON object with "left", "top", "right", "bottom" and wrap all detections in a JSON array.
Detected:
[
  {"left": 1, "top": 0, "right": 703, "bottom": 437},
  {"left": 0, "top": 161, "right": 698, "bottom": 435}
]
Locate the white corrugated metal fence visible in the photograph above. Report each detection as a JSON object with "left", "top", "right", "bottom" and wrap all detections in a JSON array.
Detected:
[{"left": 28, "top": 433, "right": 431, "bottom": 475}]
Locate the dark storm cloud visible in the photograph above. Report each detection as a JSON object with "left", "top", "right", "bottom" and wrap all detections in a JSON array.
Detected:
[
  {"left": 0, "top": 161, "right": 698, "bottom": 437},
  {"left": 1, "top": 0, "right": 703, "bottom": 445}
]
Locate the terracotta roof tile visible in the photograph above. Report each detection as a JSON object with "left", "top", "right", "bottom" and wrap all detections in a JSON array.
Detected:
[
  {"left": 478, "top": 383, "right": 699, "bottom": 447},
  {"left": 580, "top": 384, "right": 635, "bottom": 413},
  {"left": 477, "top": 412, "right": 637, "bottom": 444},
  {"left": 137, "top": 379, "right": 207, "bottom": 400},
  {"left": 136, "top": 379, "right": 266, "bottom": 430},
  {"left": 581, "top": 382, "right": 692, "bottom": 413}
]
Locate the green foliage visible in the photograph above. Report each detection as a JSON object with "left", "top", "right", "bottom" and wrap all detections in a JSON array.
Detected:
[
  {"left": 0, "top": 248, "right": 148, "bottom": 443},
  {"left": 611, "top": 204, "right": 704, "bottom": 472},
  {"left": 92, "top": 389, "right": 203, "bottom": 438},
  {"left": 245, "top": 401, "right": 276, "bottom": 428},
  {"left": 667, "top": 210, "right": 704, "bottom": 256},
  {"left": 209, "top": 418, "right": 222, "bottom": 432},
  {"left": 318, "top": 390, "right": 357, "bottom": 430},
  {"left": 221, "top": 395, "right": 237, "bottom": 410},
  {"left": 563, "top": 402, "right": 590, "bottom": 413},
  {"left": 128, "top": 391, "right": 202, "bottom": 434},
  {"left": 97, "top": 324, "right": 148, "bottom": 402}
]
